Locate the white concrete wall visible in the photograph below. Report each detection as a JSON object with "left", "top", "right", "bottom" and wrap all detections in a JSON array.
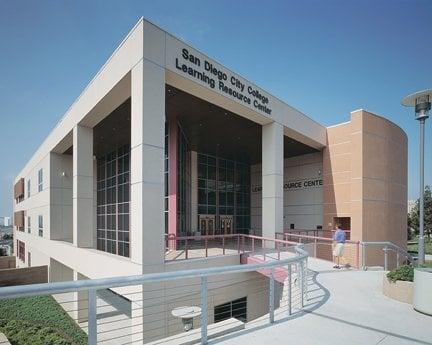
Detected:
[
  {"left": 251, "top": 152, "right": 323, "bottom": 234},
  {"left": 50, "top": 152, "right": 73, "bottom": 242}
]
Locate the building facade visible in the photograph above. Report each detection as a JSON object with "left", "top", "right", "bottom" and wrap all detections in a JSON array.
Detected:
[{"left": 12, "top": 18, "right": 407, "bottom": 342}]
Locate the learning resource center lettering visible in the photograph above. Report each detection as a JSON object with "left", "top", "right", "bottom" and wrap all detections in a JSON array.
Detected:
[
  {"left": 175, "top": 48, "right": 272, "bottom": 115},
  {"left": 251, "top": 179, "right": 323, "bottom": 193}
]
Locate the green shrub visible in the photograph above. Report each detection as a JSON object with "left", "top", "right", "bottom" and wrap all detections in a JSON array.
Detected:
[
  {"left": 387, "top": 265, "right": 414, "bottom": 282},
  {"left": 0, "top": 296, "right": 87, "bottom": 345},
  {"left": 0, "top": 318, "right": 71, "bottom": 345},
  {"left": 387, "top": 262, "right": 432, "bottom": 283}
]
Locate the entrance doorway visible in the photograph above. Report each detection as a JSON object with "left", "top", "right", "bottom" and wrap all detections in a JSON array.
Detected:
[
  {"left": 199, "top": 215, "right": 216, "bottom": 236},
  {"left": 220, "top": 215, "right": 233, "bottom": 235}
]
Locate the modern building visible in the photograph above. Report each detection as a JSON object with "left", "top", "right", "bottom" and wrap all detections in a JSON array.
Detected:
[
  {"left": 0, "top": 216, "right": 11, "bottom": 227},
  {"left": 12, "top": 18, "right": 407, "bottom": 342}
]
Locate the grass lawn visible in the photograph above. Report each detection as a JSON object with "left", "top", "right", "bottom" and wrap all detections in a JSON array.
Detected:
[
  {"left": 0, "top": 295, "right": 87, "bottom": 345},
  {"left": 407, "top": 238, "right": 432, "bottom": 255}
]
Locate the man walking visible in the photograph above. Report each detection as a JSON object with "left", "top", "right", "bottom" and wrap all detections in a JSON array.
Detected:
[{"left": 333, "top": 225, "right": 346, "bottom": 269}]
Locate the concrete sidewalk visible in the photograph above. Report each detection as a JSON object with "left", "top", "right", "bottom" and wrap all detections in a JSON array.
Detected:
[{"left": 212, "top": 258, "right": 432, "bottom": 345}]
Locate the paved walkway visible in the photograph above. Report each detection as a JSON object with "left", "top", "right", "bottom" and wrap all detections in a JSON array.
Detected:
[{"left": 211, "top": 258, "right": 432, "bottom": 345}]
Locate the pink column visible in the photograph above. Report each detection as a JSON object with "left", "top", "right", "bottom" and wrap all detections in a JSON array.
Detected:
[{"left": 168, "top": 119, "right": 178, "bottom": 250}]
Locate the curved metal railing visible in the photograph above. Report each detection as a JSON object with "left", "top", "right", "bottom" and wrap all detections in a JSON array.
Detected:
[
  {"left": 0, "top": 244, "right": 308, "bottom": 345},
  {"left": 361, "top": 241, "right": 414, "bottom": 271}
]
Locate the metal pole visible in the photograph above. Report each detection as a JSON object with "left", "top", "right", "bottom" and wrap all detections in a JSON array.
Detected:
[
  {"left": 396, "top": 252, "right": 400, "bottom": 269},
  {"left": 200, "top": 276, "right": 208, "bottom": 344},
  {"left": 419, "top": 118, "right": 425, "bottom": 264},
  {"left": 88, "top": 289, "right": 97, "bottom": 345},
  {"left": 362, "top": 243, "right": 366, "bottom": 270},
  {"left": 269, "top": 268, "right": 275, "bottom": 324},
  {"left": 304, "top": 258, "right": 308, "bottom": 301},
  {"left": 384, "top": 246, "right": 388, "bottom": 271},
  {"left": 287, "top": 264, "right": 292, "bottom": 316},
  {"left": 300, "top": 261, "right": 304, "bottom": 308}
]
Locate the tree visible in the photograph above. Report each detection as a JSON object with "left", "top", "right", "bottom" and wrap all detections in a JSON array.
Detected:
[{"left": 408, "top": 185, "right": 432, "bottom": 239}]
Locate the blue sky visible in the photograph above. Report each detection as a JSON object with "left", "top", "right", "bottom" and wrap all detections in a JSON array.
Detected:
[{"left": 0, "top": 0, "right": 431, "bottom": 216}]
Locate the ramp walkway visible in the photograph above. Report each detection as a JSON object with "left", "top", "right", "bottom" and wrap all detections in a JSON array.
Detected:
[{"left": 212, "top": 257, "right": 432, "bottom": 345}]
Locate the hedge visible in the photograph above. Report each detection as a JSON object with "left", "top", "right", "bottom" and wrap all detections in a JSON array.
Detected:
[
  {"left": 387, "top": 261, "right": 432, "bottom": 283},
  {"left": 0, "top": 296, "right": 87, "bottom": 345}
]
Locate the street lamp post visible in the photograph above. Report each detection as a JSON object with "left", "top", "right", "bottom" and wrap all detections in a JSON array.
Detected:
[{"left": 402, "top": 89, "right": 432, "bottom": 265}]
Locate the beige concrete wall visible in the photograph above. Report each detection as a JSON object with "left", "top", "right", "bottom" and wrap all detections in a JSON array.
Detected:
[{"left": 324, "top": 110, "right": 407, "bottom": 268}]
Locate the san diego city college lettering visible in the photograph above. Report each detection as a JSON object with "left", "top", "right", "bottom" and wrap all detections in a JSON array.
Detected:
[{"left": 175, "top": 48, "right": 272, "bottom": 115}]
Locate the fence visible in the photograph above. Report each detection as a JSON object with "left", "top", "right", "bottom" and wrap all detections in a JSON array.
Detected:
[
  {"left": 165, "top": 233, "right": 299, "bottom": 262},
  {"left": 361, "top": 241, "right": 414, "bottom": 270},
  {"left": 276, "top": 232, "right": 360, "bottom": 269},
  {"left": 0, "top": 244, "right": 309, "bottom": 345}
]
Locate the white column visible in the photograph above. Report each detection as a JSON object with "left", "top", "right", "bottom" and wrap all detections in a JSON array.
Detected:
[
  {"left": 73, "top": 271, "right": 88, "bottom": 323},
  {"left": 73, "top": 125, "right": 94, "bottom": 248},
  {"left": 262, "top": 122, "right": 284, "bottom": 244},
  {"left": 130, "top": 59, "right": 165, "bottom": 268}
]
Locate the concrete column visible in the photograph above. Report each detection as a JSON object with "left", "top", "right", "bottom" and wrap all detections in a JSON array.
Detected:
[
  {"left": 73, "top": 271, "right": 88, "bottom": 323},
  {"left": 168, "top": 117, "right": 178, "bottom": 248},
  {"left": 73, "top": 125, "right": 94, "bottom": 248},
  {"left": 262, "top": 122, "right": 284, "bottom": 244},
  {"left": 130, "top": 59, "right": 165, "bottom": 268}
]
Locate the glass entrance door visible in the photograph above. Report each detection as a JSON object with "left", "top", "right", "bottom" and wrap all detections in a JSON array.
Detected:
[
  {"left": 220, "top": 215, "right": 233, "bottom": 235},
  {"left": 199, "top": 215, "right": 215, "bottom": 236}
]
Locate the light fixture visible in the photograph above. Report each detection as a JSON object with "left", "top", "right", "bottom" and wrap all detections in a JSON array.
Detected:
[
  {"left": 402, "top": 89, "right": 432, "bottom": 265},
  {"left": 171, "top": 306, "right": 201, "bottom": 332}
]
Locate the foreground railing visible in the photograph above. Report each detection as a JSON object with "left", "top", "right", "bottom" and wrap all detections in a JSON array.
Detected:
[
  {"left": 361, "top": 241, "right": 414, "bottom": 270},
  {"left": 0, "top": 245, "right": 308, "bottom": 345}
]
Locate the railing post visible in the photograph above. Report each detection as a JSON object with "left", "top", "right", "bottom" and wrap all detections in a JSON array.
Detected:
[
  {"left": 287, "top": 264, "right": 292, "bottom": 316},
  {"left": 356, "top": 241, "right": 360, "bottom": 269},
  {"left": 300, "top": 261, "right": 304, "bottom": 308},
  {"left": 276, "top": 242, "right": 280, "bottom": 260},
  {"left": 242, "top": 235, "right": 245, "bottom": 253},
  {"left": 304, "top": 258, "right": 308, "bottom": 301},
  {"left": 205, "top": 239, "right": 208, "bottom": 258},
  {"left": 269, "top": 268, "right": 275, "bottom": 324},
  {"left": 200, "top": 276, "right": 208, "bottom": 344},
  {"left": 185, "top": 238, "right": 188, "bottom": 260},
  {"left": 384, "top": 245, "right": 388, "bottom": 271},
  {"left": 396, "top": 252, "right": 400, "bottom": 268},
  {"left": 252, "top": 237, "right": 255, "bottom": 254},
  {"left": 222, "top": 237, "right": 225, "bottom": 255},
  {"left": 314, "top": 238, "right": 317, "bottom": 258},
  {"left": 263, "top": 239, "right": 266, "bottom": 261},
  {"left": 237, "top": 234, "right": 240, "bottom": 254},
  {"left": 362, "top": 243, "right": 366, "bottom": 270},
  {"left": 88, "top": 289, "right": 97, "bottom": 345}
]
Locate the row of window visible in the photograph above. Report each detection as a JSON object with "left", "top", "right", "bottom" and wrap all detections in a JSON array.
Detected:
[
  {"left": 26, "top": 215, "right": 44, "bottom": 237},
  {"left": 24, "top": 168, "right": 44, "bottom": 200},
  {"left": 96, "top": 145, "right": 130, "bottom": 258}
]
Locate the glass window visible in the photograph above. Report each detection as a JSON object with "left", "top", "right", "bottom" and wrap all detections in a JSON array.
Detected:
[
  {"left": 27, "top": 179, "right": 31, "bottom": 198},
  {"left": 38, "top": 215, "right": 43, "bottom": 237},
  {"left": 38, "top": 169, "right": 43, "bottom": 192},
  {"left": 214, "top": 297, "right": 247, "bottom": 323},
  {"left": 27, "top": 216, "right": 31, "bottom": 233},
  {"left": 96, "top": 145, "right": 130, "bottom": 257}
]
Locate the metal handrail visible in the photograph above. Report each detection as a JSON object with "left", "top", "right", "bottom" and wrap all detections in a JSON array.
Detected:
[
  {"left": 361, "top": 241, "right": 414, "bottom": 271},
  {"left": 0, "top": 244, "right": 309, "bottom": 345}
]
